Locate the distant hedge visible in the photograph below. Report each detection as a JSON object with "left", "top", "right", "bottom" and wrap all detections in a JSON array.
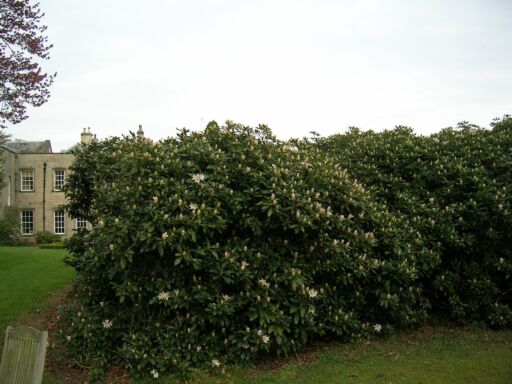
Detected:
[
  {"left": 62, "top": 118, "right": 511, "bottom": 380},
  {"left": 38, "top": 241, "right": 65, "bottom": 249}
]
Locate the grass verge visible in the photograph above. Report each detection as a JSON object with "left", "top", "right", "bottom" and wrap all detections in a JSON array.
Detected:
[
  {"left": 130, "top": 327, "right": 512, "bottom": 384},
  {"left": 0, "top": 246, "right": 74, "bottom": 335}
]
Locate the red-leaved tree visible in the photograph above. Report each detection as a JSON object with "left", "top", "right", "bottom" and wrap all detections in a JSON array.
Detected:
[{"left": 0, "top": 0, "right": 55, "bottom": 130}]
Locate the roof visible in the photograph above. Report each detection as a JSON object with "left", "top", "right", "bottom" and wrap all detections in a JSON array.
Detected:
[{"left": 3, "top": 140, "right": 53, "bottom": 154}]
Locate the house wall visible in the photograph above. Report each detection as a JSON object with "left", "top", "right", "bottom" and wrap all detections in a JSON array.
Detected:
[
  {"left": 10, "top": 152, "right": 77, "bottom": 240},
  {"left": 1, "top": 128, "right": 107, "bottom": 241}
]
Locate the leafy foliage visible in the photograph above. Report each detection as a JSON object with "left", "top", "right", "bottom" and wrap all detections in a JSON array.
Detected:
[
  {"left": 63, "top": 121, "right": 432, "bottom": 379},
  {"left": 35, "top": 229, "right": 60, "bottom": 244},
  {"left": 0, "top": 206, "right": 20, "bottom": 245},
  {"left": 38, "top": 241, "right": 64, "bottom": 249},
  {"left": 0, "top": 0, "right": 55, "bottom": 129},
  {"left": 315, "top": 115, "right": 512, "bottom": 327}
]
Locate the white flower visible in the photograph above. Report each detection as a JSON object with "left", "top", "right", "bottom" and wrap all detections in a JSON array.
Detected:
[
  {"left": 102, "top": 319, "right": 113, "bottom": 329},
  {"left": 153, "top": 196, "right": 159, "bottom": 203},
  {"left": 258, "top": 278, "right": 270, "bottom": 288},
  {"left": 241, "top": 261, "right": 249, "bottom": 270},
  {"left": 66, "top": 335, "right": 72, "bottom": 342},
  {"left": 283, "top": 145, "right": 299, "bottom": 152},
  {"left": 262, "top": 335, "right": 270, "bottom": 344},
  {"left": 109, "top": 244, "right": 114, "bottom": 251},
  {"left": 222, "top": 294, "right": 231, "bottom": 301},
  {"left": 256, "top": 329, "right": 263, "bottom": 336},
  {"left": 499, "top": 258, "right": 504, "bottom": 264},
  {"left": 162, "top": 232, "right": 169, "bottom": 240},
  {"left": 150, "top": 369, "right": 159, "bottom": 378},
  {"left": 189, "top": 203, "right": 198, "bottom": 211},
  {"left": 192, "top": 173, "right": 205, "bottom": 184},
  {"left": 158, "top": 291, "right": 170, "bottom": 301},
  {"left": 98, "top": 220, "right": 104, "bottom": 227},
  {"left": 212, "top": 358, "right": 221, "bottom": 367},
  {"left": 307, "top": 288, "right": 318, "bottom": 298},
  {"left": 373, "top": 323, "right": 382, "bottom": 333}
]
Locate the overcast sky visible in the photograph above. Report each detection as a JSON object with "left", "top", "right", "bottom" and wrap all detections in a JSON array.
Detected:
[{"left": 5, "top": 0, "right": 512, "bottom": 151}]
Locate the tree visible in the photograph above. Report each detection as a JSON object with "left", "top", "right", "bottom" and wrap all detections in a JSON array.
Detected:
[
  {"left": 0, "top": 130, "right": 6, "bottom": 191},
  {"left": 0, "top": 0, "right": 55, "bottom": 130}
]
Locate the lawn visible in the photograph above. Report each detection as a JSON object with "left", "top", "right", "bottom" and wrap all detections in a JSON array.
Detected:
[
  {"left": 0, "top": 246, "right": 74, "bottom": 335},
  {"left": 131, "top": 327, "right": 512, "bottom": 384}
]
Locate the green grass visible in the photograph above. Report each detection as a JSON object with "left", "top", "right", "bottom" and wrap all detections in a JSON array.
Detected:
[
  {"left": 0, "top": 246, "right": 74, "bottom": 334},
  {"left": 130, "top": 328, "right": 512, "bottom": 384}
]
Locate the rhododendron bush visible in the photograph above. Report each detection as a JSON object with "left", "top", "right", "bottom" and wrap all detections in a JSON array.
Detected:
[
  {"left": 63, "top": 122, "right": 432, "bottom": 378},
  {"left": 315, "top": 116, "right": 512, "bottom": 327}
]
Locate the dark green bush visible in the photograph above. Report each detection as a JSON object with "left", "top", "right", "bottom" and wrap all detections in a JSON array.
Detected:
[
  {"left": 315, "top": 116, "right": 512, "bottom": 327},
  {"left": 38, "top": 241, "right": 65, "bottom": 249},
  {"left": 0, "top": 219, "right": 19, "bottom": 245},
  {"left": 35, "top": 230, "right": 61, "bottom": 244},
  {"left": 0, "top": 207, "right": 20, "bottom": 245},
  {"left": 63, "top": 122, "right": 433, "bottom": 378}
]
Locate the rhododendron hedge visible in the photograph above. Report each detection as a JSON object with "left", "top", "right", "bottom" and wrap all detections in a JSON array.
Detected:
[
  {"left": 315, "top": 116, "right": 512, "bottom": 327},
  {"left": 63, "top": 122, "right": 432, "bottom": 378}
]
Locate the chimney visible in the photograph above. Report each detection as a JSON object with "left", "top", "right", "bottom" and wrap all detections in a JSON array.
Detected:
[
  {"left": 137, "top": 124, "right": 144, "bottom": 140},
  {"left": 81, "top": 127, "right": 94, "bottom": 144}
]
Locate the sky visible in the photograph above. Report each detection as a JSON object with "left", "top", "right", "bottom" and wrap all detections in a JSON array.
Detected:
[{"left": 5, "top": 0, "right": 512, "bottom": 151}]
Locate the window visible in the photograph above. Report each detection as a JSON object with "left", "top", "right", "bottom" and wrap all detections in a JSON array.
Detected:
[
  {"left": 54, "top": 210, "right": 65, "bottom": 234},
  {"left": 21, "top": 210, "right": 34, "bottom": 235},
  {"left": 76, "top": 218, "right": 87, "bottom": 230},
  {"left": 54, "top": 170, "right": 65, "bottom": 190},
  {"left": 20, "top": 170, "right": 34, "bottom": 191}
]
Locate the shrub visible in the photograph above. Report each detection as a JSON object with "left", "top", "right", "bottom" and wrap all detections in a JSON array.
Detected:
[
  {"left": 315, "top": 116, "right": 512, "bottom": 326},
  {"left": 0, "top": 219, "right": 19, "bottom": 245},
  {"left": 35, "top": 230, "right": 61, "bottom": 244},
  {"left": 0, "top": 207, "right": 20, "bottom": 245},
  {"left": 38, "top": 241, "right": 65, "bottom": 249},
  {"left": 63, "top": 122, "right": 433, "bottom": 378}
]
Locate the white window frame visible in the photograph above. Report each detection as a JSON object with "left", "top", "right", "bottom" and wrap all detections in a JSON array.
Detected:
[
  {"left": 20, "top": 169, "right": 34, "bottom": 191},
  {"left": 21, "top": 210, "right": 34, "bottom": 235},
  {"left": 54, "top": 169, "right": 65, "bottom": 190},
  {"left": 54, "top": 210, "right": 65, "bottom": 235},
  {"left": 76, "top": 217, "right": 87, "bottom": 230}
]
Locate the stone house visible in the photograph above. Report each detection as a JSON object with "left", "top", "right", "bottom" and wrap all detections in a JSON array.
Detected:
[{"left": 0, "top": 129, "right": 96, "bottom": 241}]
